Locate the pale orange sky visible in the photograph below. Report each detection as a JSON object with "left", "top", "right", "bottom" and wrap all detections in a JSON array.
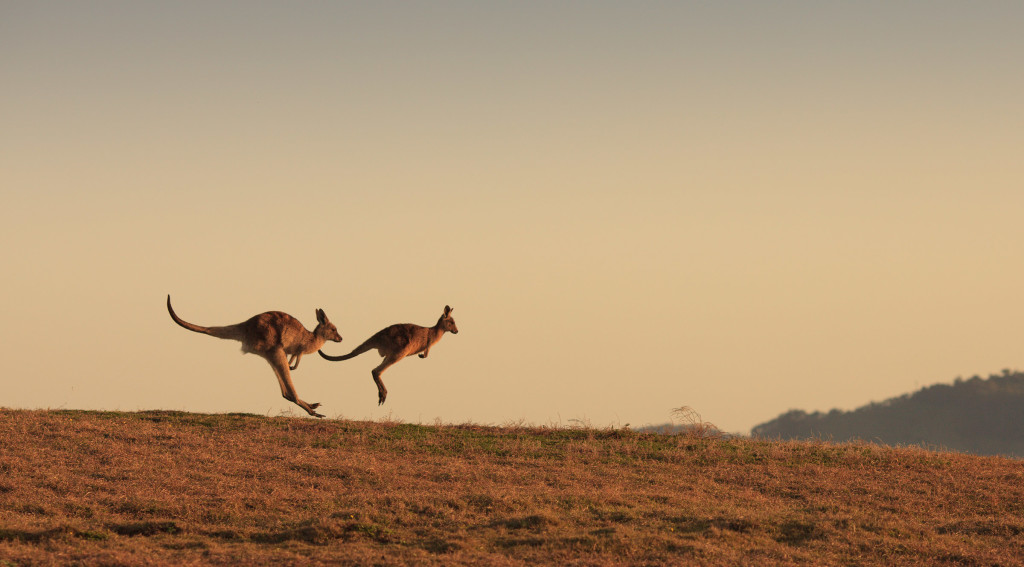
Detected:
[{"left": 2, "top": 2, "right": 1023, "bottom": 433}]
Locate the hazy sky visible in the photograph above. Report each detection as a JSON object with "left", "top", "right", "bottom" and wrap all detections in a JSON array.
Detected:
[{"left": 3, "top": 2, "right": 1023, "bottom": 433}]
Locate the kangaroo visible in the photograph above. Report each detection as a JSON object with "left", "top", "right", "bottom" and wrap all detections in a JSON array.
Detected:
[
  {"left": 318, "top": 306, "right": 458, "bottom": 405},
  {"left": 166, "top": 295, "right": 342, "bottom": 418}
]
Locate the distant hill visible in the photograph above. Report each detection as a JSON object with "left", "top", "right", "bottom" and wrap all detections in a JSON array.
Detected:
[{"left": 752, "top": 370, "right": 1024, "bottom": 457}]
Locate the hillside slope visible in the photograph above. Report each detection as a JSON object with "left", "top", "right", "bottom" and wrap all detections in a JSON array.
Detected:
[
  {"left": 1, "top": 409, "right": 1023, "bottom": 565},
  {"left": 752, "top": 370, "right": 1024, "bottom": 457}
]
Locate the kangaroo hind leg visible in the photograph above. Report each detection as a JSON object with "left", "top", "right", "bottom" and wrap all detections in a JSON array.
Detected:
[
  {"left": 371, "top": 354, "right": 402, "bottom": 406},
  {"left": 266, "top": 348, "right": 324, "bottom": 418}
]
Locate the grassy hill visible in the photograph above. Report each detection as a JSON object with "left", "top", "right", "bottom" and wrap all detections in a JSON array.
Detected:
[
  {"left": 752, "top": 370, "right": 1024, "bottom": 457},
  {"left": 1, "top": 409, "right": 1023, "bottom": 565}
]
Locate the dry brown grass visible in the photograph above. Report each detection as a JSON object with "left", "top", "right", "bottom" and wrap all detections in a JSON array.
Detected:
[{"left": 1, "top": 409, "right": 1022, "bottom": 566}]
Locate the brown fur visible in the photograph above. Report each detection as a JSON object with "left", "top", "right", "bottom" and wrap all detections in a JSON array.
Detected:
[
  {"left": 318, "top": 306, "right": 458, "bottom": 405},
  {"left": 167, "top": 295, "right": 343, "bottom": 418}
]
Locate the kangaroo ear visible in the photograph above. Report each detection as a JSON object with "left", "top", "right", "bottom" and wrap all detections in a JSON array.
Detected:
[
  {"left": 444, "top": 305, "right": 453, "bottom": 316},
  {"left": 316, "top": 309, "right": 327, "bottom": 323}
]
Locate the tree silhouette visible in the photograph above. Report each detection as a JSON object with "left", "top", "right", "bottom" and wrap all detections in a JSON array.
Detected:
[{"left": 751, "top": 370, "right": 1024, "bottom": 457}]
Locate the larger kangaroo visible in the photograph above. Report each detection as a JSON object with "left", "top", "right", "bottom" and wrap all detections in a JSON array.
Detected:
[
  {"left": 318, "top": 306, "right": 458, "bottom": 405},
  {"left": 166, "top": 295, "right": 342, "bottom": 418}
]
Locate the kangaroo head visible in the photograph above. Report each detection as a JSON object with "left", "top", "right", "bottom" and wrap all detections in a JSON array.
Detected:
[
  {"left": 315, "top": 309, "right": 343, "bottom": 342},
  {"left": 439, "top": 305, "right": 458, "bottom": 334}
]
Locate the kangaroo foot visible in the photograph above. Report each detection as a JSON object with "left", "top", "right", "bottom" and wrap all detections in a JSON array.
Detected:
[{"left": 305, "top": 402, "right": 324, "bottom": 418}]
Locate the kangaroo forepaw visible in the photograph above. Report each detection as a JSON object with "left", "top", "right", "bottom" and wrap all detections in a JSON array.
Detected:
[
  {"left": 418, "top": 354, "right": 426, "bottom": 359},
  {"left": 378, "top": 392, "right": 387, "bottom": 405}
]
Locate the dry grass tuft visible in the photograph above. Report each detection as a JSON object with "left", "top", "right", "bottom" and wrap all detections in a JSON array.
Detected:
[
  {"left": 669, "top": 406, "right": 723, "bottom": 439},
  {"left": 1, "top": 408, "right": 1022, "bottom": 565}
]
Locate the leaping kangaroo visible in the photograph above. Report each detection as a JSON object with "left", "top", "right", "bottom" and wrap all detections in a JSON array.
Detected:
[
  {"left": 318, "top": 305, "right": 458, "bottom": 405},
  {"left": 166, "top": 295, "right": 342, "bottom": 418}
]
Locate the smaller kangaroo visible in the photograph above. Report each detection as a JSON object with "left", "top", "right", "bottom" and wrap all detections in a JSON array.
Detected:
[
  {"left": 318, "top": 306, "right": 458, "bottom": 405},
  {"left": 167, "top": 295, "right": 342, "bottom": 418}
]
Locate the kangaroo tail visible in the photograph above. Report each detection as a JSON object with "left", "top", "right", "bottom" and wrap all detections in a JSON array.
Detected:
[
  {"left": 167, "top": 295, "right": 217, "bottom": 335},
  {"left": 166, "top": 295, "right": 246, "bottom": 343},
  {"left": 319, "top": 340, "right": 374, "bottom": 361}
]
